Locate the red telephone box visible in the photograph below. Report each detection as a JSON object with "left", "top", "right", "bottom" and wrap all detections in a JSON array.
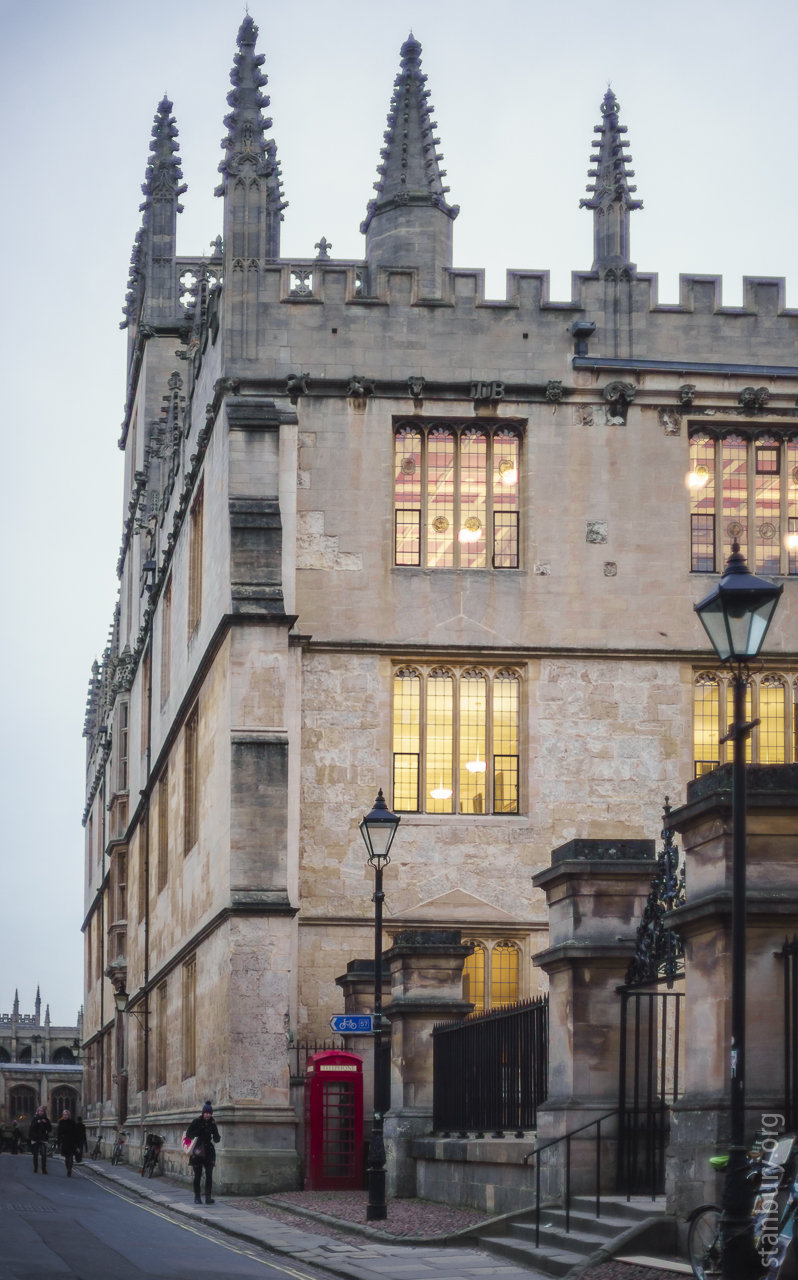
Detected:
[{"left": 304, "top": 1050, "right": 364, "bottom": 1189}]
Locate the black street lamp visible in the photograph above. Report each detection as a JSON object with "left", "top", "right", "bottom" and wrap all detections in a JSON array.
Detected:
[
  {"left": 359, "top": 789, "right": 400, "bottom": 1222},
  {"left": 695, "top": 542, "right": 783, "bottom": 1280}
]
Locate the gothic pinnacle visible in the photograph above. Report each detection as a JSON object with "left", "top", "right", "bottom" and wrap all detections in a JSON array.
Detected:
[
  {"left": 140, "top": 96, "right": 187, "bottom": 212},
  {"left": 216, "top": 13, "right": 286, "bottom": 217},
  {"left": 580, "top": 87, "right": 642, "bottom": 272},
  {"left": 361, "top": 31, "right": 459, "bottom": 233}
]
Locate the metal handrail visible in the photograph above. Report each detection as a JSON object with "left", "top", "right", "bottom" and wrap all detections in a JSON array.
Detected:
[{"left": 522, "top": 1109, "right": 619, "bottom": 1246}]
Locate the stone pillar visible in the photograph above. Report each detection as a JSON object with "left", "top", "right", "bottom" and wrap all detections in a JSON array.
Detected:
[
  {"left": 334, "top": 959, "right": 392, "bottom": 1153},
  {"left": 665, "top": 764, "right": 798, "bottom": 1226},
  {"left": 382, "top": 929, "right": 473, "bottom": 1197},
  {"left": 533, "top": 838, "right": 655, "bottom": 1196}
]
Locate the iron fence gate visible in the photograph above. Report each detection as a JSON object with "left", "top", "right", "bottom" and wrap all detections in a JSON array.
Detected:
[
  {"left": 617, "top": 986, "right": 684, "bottom": 1196},
  {"left": 432, "top": 996, "right": 548, "bottom": 1135}
]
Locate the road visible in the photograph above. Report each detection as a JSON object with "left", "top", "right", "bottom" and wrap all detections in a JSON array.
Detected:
[{"left": 0, "top": 1153, "right": 339, "bottom": 1280}]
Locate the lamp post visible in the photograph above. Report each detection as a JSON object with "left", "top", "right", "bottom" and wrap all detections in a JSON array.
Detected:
[
  {"left": 694, "top": 542, "right": 783, "bottom": 1280},
  {"left": 359, "top": 789, "right": 400, "bottom": 1222}
]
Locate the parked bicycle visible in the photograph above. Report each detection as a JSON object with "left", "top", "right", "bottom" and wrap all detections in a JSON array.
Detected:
[
  {"left": 89, "top": 1135, "right": 102, "bottom": 1159},
  {"left": 110, "top": 1130, "right": 128, "bottom": 1165},
  {"left": 689, "top": 1136, "right": 798, "bottom": 1280},
  {"left": 140, "top": 1133, "right": 164, "bottom": 1177}
]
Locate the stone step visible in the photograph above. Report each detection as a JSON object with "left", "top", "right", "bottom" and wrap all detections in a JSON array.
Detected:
[{"left": 475, "top": 1195, "right": 671, "bottom": 1278}]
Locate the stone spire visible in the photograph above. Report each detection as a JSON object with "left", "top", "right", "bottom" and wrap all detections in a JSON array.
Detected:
[
  {"left": 580, "top": 88, "right": 642, "bottom": 274},
  {"left": 361, "top": 33, "right": 459, "bottom": 295},
  {"left": 35, "top": 986, "right": 41, "bottom": 1024},
  {"left": 122, "top": 97, "right": 186, "bottom": 334},
  {"left": 216, "top": 14, "right": 286, "bottom": 259},
  {"left": 45, "top": 1004, "right": 51, "bottom": 1028},
  {"left": 13, "top": 989, "right": 19, "bottom": 1018}
]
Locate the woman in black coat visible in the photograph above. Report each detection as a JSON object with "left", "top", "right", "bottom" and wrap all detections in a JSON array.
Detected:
[
  {"left": 186, "top": 1102, "right": 220, "bottom": 1205},
  {"left": 56, "top": 1110, "right": 79, "bottom": 1176}
]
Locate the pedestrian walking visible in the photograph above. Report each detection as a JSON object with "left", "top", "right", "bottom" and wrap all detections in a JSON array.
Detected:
[
  {"left": 74, "top": 1116, "right": 87, "bottom": 1163},
  {"left": 56, "top": 1109, "right": 79, "bottom": 1176},
  {"left": 29, "top": 1106, "right": 52, "bottom": 1174},
  {"left": 185, "top": 1101, "right": 220, "bottom": 1205}
]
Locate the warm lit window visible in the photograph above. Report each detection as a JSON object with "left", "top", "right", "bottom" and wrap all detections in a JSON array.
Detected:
[
  {"left": 394, "top": 425, "right": 520, "bottom": 568},
  {"left": 693, "top": 670, "right": 797, "bottom": 772},
  {"left": 187, "top": 484, "right": 204, "bottom": 637},
  {"left": 157, "top": 767, "right": 169, "bottom": 892},
  {"left": 463, "top": 939, "right": 521, "bottom": 1012},
  {"left": 183, "top": 704, "right": 199, "bottom": 853},
  {"left": 393, "top": 666, "right": 520, "bottom": 813},
  {"left": 182, "top": 955, "right": 196, "bottom": 1079},
  {"left": 160, "top": 579, "right": 172, "bottom": 705},
  {"left": 156, "top": 981, "right": 167, "bottom": 1087},
  {"left": 689, "top": 431, "right": 798, "bottom": 574}
]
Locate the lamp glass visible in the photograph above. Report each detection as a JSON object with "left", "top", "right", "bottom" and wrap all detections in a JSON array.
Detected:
[
  {"left": 695, "top": 549, "right": 783, "bottom": 663},
  {"left": 113, "top": 991, "right": 128, "bottom": 1014},
  {"left": 360, "top": 790, "right": 400, "bottom": 865}
]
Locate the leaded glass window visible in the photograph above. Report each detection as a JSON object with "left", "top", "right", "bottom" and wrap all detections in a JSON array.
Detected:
[
  {"left": 394, "top": 425, "right": 520, "bottom": 569},
  {"left": 693, "top": 671, "right": 797, "bottom": 771},
  {"left": 689, "top": 431, "right": 798, "bottom": 574},
  {"left": 392, "top": 666, "right": 520, "bottom": 814}
]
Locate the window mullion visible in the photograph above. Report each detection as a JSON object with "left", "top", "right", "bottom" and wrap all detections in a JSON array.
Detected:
[
  {"left": 453, "top": 431, "right": 461, "bottom": 569},
  {"left": 485, "top": 675, "right": 494, "bottom": 813},
  {"left": 420, "top": 431, "right": 428, "bottom": 567},
  {"left": 452, "top": 670, "right": 461, "bottom": 812},
  {"left": 486, "top": 433, "right": 495, "bottom": 568},
  {"left": 746, "top": 438, "right": 755, "bottom": 565},
  {"left": 419, "top": 671, "right": 428, "bottom": 813}
]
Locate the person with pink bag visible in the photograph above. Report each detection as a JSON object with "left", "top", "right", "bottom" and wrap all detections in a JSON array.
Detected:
[{"left": 184, "top": 1102, "right": 220, "bottom": 1205}]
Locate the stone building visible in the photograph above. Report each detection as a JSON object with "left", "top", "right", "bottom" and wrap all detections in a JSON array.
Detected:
[
  {"left": 0, "top": 989, "right": 83, "bottom": 1131},
  {"left": 81, "top": 16, "right": 798, "bottom": 1193}
]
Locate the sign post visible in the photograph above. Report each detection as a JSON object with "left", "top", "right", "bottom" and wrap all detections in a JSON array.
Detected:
[{"left": 329, "top": 1014, "right": 375, "bottom": 1035}]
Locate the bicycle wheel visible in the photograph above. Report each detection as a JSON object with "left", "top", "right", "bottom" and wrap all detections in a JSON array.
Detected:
[
  {"left": 145, "top": 1151, "right": 157, "bottom": 1177},
  {"left": 111, "top": 1145, "right": 121, "bottom": 1166},
  {"left": 688, "top": 1206, "right": 723, "bottom": 1280}
]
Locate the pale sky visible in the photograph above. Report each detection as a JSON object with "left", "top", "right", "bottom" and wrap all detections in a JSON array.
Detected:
[{"left": 1, "top": 0, "right": 796, "bottom": 1025}]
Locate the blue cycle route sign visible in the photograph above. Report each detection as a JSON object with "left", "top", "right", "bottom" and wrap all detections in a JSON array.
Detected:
[{"left": 329, "top": 1014, "right": 375, "bottom": 1034}]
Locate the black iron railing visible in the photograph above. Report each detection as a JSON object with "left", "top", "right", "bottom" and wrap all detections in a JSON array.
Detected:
[
  {"left": 288, "top": 1039, "right": 343, "bottom": 1080},
  {"left": 617, "top": 987, "right": 683, "bottom": 1197},
  {"left": 523, "top": 1110, "right": 619, "bottom": 1244},
  {"left": 432, "top": 996, "right": 548, "bottom": 1134}
]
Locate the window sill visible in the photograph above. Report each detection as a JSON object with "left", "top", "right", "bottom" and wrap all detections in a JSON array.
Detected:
[{"left": 395, "top": 813, "right": 527, "bottom": 826}]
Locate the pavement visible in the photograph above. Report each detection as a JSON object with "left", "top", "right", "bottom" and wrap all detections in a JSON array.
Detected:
[{"left": 71, "top": 1154, "right": 687, "bottom": 1280}]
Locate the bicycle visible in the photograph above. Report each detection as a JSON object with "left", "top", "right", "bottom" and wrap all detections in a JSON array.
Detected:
[
  {"left": 110, "top": 1130, "right": 128, "bottom": 1165},
  {"left": 140, "top": 1133, "right": 164, "bottom": 1177},
  {"left": 688, "top": 1136, "right": 798, "bottom": 1280},
  {"left": 90, "top": 1136, "right": 102, "bottom": 1159}
]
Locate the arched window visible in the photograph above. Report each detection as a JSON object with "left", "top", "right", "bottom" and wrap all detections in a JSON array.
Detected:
[
  {"left": 760, "top": 676, "right": 786, "bottom": 764},
  {"left": 463, "top": 942, "right": 486, "bottom": 1013},
  {"left": 393, "top": 665, "right": 520, "bottom": 814},
  {"left": 0, "top": 1046, "right": 10, "bottom": 1062},
  {"left": 693, "top": 674, "right": 720, "bottom": 777},
  {"left": 463, "top": 939, "right": 522, "bottom": 1011},
  {"left": 9, "top": 1086, "right": 37, "bottom": 1119},
  {"left": 18, "top": 1045, "right": 32, "bottom": 1063},
  {"left": 690, "top": 429, "right": 798, "bottom": 576},
  {"left": 52, "top": 1046, "right": 75, "bottom": 1065},
  {"left": 51, "top": 1088, "right": 79, "bottom": 1119},
  {"left": 491, "top": 941, "right": 520, "bottom": 1007},
  {"left": 394, "top": 425, "right": 520, "bottom": 569}
]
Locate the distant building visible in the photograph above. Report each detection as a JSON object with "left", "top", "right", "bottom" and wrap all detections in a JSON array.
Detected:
[
  {"left": 81, "top": 17, "right": 798, "bottom": 1193},
  {"left": 0, "top": 988, "right": 83, "bottom": 1129}
]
